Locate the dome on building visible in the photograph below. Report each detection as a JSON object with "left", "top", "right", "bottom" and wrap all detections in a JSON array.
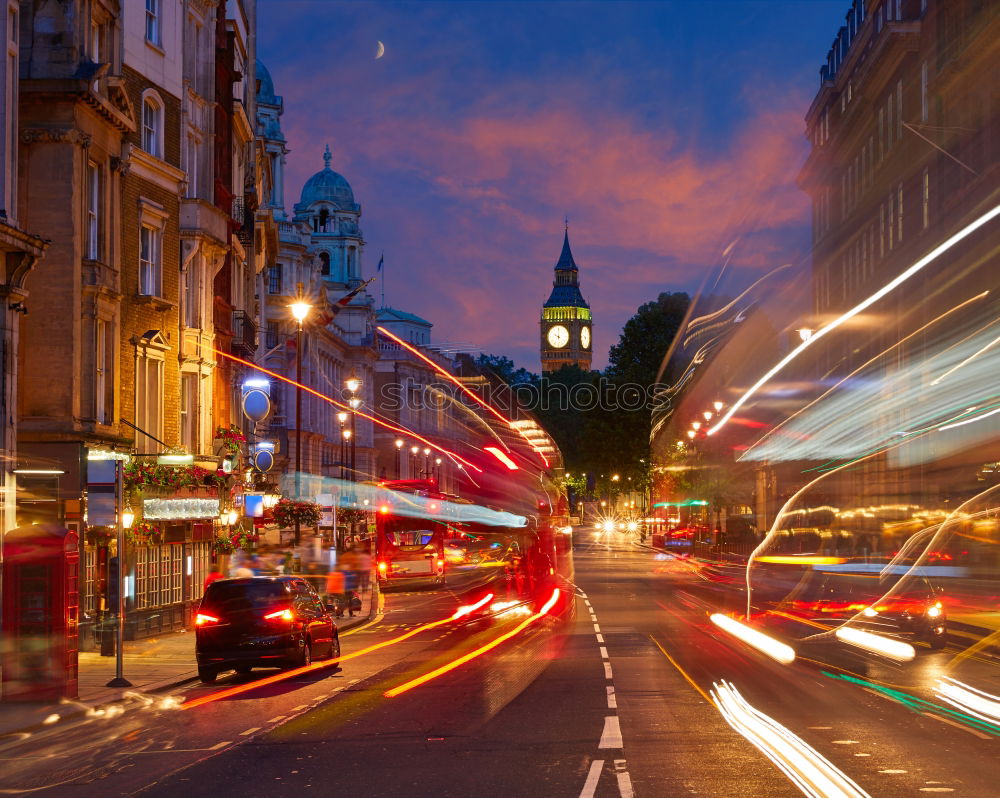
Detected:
[
  {"left": 256, "top": 60, "right": 278, "bottom": 105},
  {"left": 298, "top": 145, "right": 357, "bottom": 210}
]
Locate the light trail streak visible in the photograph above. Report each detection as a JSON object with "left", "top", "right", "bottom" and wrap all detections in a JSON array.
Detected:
[
  {"left": 711, "top": 681, "right": 871, "bottom": 798},
  {"left": 935, "top": 677, "right": 1000, "bottom": 725},
  {"left": 181, "top": 595, "right": 494, "bottom": 710},
  {"left": 938, "top": 405, "right": 1000, "bottom": 431},
  {"left": 744, "top": 292, "right": 989, "bottom": 457},
  {"left": 377, "top": 325, "right": 550, "bottom": 467},
  {"left": 210, "top": 347, "right": 482, "bottom": 472},
  {"left": 833, "top": 627, "right": 915, "bottom": 662},
  {"left": 709, "top": 613, "right": 796, "bottom": 665},
  {"left": 708, "top": 204, "right": 1000, "bottom": 436},
  {"left": 384, "top": 588, "right": 561, "bottom": 698},
  {"left": 929, "top": 330, "right": 1000, "bottom": 386}
]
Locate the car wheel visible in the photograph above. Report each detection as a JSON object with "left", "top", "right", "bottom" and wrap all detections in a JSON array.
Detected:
[
  {"left": 330, "top": 633, "right": 341, "bottom": 662},
  {"left": 928, "top": 628, "right": 947, "bottom": 650},
  {"left": 235, "top": 664, "right": 253, "bottom": 675},
  {"left": 198, "top": 666, "right": 218, "bottom": 684},
  {"left": 298, "top": 637, "right": 312, "bottom": 668}
]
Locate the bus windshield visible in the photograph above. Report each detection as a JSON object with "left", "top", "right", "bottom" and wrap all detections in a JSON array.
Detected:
[{"left": 382, "top": 519, "right": 448, "bottom": 551}]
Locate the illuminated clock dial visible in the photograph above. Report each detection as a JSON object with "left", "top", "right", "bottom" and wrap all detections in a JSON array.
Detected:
[
  {"left": 547, "top": 325, "right": 570, "bottom": 348},
  {"left": 580, "top": 326, "right": 591, "bottom": 350}
]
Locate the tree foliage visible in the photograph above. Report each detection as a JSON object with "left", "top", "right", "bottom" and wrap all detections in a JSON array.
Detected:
[{"left": 474, "top": 292, "right": 689, "bottom": 499}]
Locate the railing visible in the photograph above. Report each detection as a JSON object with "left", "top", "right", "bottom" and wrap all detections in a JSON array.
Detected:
[
  {"left": 231, "top": 198, "right": 254, "bottom": 246},
  {"left": 231, "top": 310, "right": 257, "bottom": 356}
]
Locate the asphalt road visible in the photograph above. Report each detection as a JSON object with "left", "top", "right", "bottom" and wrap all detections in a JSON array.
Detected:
[{"left": 1, "top": 535, "right": 996, "bottom": 797}]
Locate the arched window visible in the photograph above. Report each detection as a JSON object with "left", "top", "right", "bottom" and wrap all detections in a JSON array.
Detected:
[
  {"left": 347, "top": 246, "right": 356, "bottom": 276},
  {"left": 319, "top": 251, "right": 330, "bottom": 276},
  {"left": 318, "top": 208, "right": 329, "bottom": 231},
  {"left": 141, "top": 92, "right": 164, "bottom": 158}
]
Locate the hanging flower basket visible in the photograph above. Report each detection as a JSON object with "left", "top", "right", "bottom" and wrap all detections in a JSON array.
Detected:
[
  {"left": 214, "top": 424, "right": 246, "bottom": 455},
  {"left": 124, "top": 461, "right": 227, "bottom": 494},
  {"left": 271, "top": 498, "right": 322, "bottom": 529},
  {"left": 126, "top": 522, "right": 162, "bottom": 546},
  {"left": 211, "top": 534, "right": 235, "bottom": 555}
]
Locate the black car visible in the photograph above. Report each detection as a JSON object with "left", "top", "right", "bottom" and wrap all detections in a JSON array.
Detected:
[
  {"left": 195, "top": 576, "right": 341, "bottom": 683},
  {"left": 784, "top": 572, "right": 947, "bottom": 649}
]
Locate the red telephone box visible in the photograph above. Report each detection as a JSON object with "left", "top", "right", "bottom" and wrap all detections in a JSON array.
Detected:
[{"left": 2, "top": 523, "right": 79, "bottom": 701}]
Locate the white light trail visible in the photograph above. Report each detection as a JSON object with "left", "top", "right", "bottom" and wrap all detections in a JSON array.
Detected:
[
  {"left": 938, "top": 405, "right": 1000, "bottom": 431},
  {"left": 833, "top": 626, "right": 915, "bottom": 662},
  {"left": 934, "top": 677, "right": 1000, "bottom": 725},
  {"left": 708, "top": 204, "right": 1000, "bottom": 436},
  {"left": 710, "top": 613, "right": 796, "bottom": 665},
  {"left": 712, "top": 681, "right": 872, "bottom": 798}
]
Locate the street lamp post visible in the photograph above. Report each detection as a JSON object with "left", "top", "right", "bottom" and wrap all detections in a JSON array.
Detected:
[
  {"left": 106, "top": 468, "right": 133, "bottom": 689},
  {"left": 423, "top": 447, "right": 431, "bottom": 479},
  {"left": 337, "top": 411, "right": 348, "bottom": 480},
  {"left": 289, "top": 293, "right": 311, "bottom": 547},
  {"left": 394, "top": 438, "right": 404, "bottom": 479},
  {"left": 410, "top": 445, "right": 418, "bottom": 478},
  {"left": 346, "top": 377, "right": 360, "bottom": 482}
]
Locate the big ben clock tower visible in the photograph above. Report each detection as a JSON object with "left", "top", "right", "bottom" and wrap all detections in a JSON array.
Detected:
[{"left": 541, "top": 226, "right": 593, "bottom": 372}]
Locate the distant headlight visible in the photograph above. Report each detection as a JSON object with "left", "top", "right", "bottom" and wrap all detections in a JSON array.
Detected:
[
  {"left": 602, "top": 520, "right": 615, "bottom": 532},
  {"left": 626, "top": 522, "right": 638, "bottom": 532},
  {"left": 862, "top": 607, "right": 878, "bottom": 618},
  {"left": 927, "top": 604, "right": 942, "bottom": 618}
]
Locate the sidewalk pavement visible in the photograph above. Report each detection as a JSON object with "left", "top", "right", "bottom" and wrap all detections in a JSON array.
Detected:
[{"left": 0, "top": 589, "right": 379, "bottom": 740}]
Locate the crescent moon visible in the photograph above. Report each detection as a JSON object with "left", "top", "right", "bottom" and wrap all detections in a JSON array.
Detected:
[{"left": 375, "top": 41, "right": 385, "bottom": 59}]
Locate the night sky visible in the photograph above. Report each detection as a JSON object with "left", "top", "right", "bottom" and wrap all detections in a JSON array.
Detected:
[{"left": 258, "top": 0, "right": 848, "bottom": 370}]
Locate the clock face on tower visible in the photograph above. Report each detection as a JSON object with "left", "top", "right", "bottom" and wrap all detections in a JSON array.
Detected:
[
  {"left": 580, "top": 326, "right": 591, "bottom": 350},
  {"left": 547, "top": 325, "right": 570, "bottom": 349}
]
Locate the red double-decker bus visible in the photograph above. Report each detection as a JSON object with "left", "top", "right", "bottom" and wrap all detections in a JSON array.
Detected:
[{"left": 375, "top": 480, "right": 448, "bottom": 588}]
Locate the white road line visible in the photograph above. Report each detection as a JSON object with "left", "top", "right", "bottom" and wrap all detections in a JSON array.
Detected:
[
  {"left": 604, "top": 662, "right": 614, "bottom": 679},
  {"left": 607, "top": 686, "right": 617, "bottom": 709},
  {"left": 599, "top": 646, "right": 609, "bottom": 659},
  {"left": 291, "top": 705, "right": 307, "bottom": 712},
  {"left": 616, "top": 770, "right": 634, "bottom": 798},
  {"left": 596, "top": 634, "right": 605, "bottom": 644},
  {"left": 209, "top": 740, "right": 231, "bottom": 750},
  {"left": 267, "top": 716, "right": 286, "bottom": 723},
  {"left": 599, "top": 715, "right": 623, "bottom": 749},
  {"left": 590, "top": 615, "right": 598, "bottom": 621},
  {"left": 593, "top": 624, "right": 601, "bottom": 633},
  {"left": 923, "top": 711, "right": 991, "bottom": 739},
  {"left": 578, "top": 758, "right": 604, "bottom": 798},
  {"left": 239, "top": 727, "right": 260, "bottom": 736}
]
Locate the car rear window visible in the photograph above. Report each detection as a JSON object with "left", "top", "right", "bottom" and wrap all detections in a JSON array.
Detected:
[{"left": 204, "top": 580, "right": 288, "bottom": 611}]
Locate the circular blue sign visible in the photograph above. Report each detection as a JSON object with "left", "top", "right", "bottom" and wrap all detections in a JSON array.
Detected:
[
  {"left": 242, "top": 389, "right": 271, "bottom": 422},
  {"left": 254, "top": 449, "right": 274, "bottom": 473}
]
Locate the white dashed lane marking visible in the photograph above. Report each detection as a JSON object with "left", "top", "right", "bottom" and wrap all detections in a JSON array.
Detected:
[
  {"left": 599, "top": 646, "right": 609, "bottom": 659},
  {"left": 604, "top": 662, "right": 613, "bottom": 679},
  {"left": 599, "top": 716, "right": 623, "bottom": 749},
  {"left": 239, "top": 728, "right": 259, "bottom": 736},
  {"left": 606, "top": 686, "right": 617, "bottom": 709}
]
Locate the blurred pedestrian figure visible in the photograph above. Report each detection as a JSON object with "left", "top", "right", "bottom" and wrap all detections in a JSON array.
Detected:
[
  {"left": 355, "top": 543, "right": 371, "bottom": 594},
  {"left": 203, "top": 565, "right": 223, "bottom": 592}
]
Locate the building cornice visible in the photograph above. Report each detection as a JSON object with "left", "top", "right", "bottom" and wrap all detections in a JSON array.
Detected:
[{"left": 127, "top": 144, "right": 186, "bottom": 194}]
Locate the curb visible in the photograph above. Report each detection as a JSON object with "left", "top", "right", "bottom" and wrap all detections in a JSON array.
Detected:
[{"left": 0, "top": 610, "right": 381, "bottom": 742}]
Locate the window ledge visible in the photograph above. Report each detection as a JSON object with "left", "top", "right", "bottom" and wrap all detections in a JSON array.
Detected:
[
  {"left": 134, "top": 294, "right": 176, "bottom": 312},
  {"left": 145, "top": 38, "right": 166, "bottom": 57}
]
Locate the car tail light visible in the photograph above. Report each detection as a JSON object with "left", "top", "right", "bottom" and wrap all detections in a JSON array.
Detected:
[
  {"left": 378, "top": 561, "right": 387, "bottom": 573},
  {"left": 264, "top": 608, "right": 294, "bottom": 622},
  {"left": 437, "top": 559, "right": 445, "bottom": 569},
  {"left": 196, "top": 613, "right": 220, "bottom": 626}
]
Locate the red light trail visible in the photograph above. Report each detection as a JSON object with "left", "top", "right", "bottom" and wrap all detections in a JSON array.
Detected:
[
  {"left": 210, "top": 347, "right": 482, "bottom": 472},
  {"left": 180, "top": 595, "right": 494, "bottom": 711},
  {"left": 375, "top": 326, "right": 550, "bottom": 468},
  {"left": 384, "top": 588, "right": 561, "bottom": 698}
]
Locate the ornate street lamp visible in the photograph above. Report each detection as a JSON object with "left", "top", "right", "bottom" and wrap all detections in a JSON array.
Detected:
[
  {"left": 289, "top": 290, "right": 311, "bottom": 545},
  {"left": 394, "top": 438, "right": 404, "bottom": 479}
]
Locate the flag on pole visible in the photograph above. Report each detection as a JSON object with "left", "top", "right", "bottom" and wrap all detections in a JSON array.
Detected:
[
  {"left": 377, "top": 253, "right": 384, "bottom": 272},
  {"left": 335, "top": 275, "right": 377, "bottom": 307}
]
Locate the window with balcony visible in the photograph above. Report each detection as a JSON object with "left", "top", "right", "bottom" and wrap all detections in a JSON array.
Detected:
[{"left": 183, "top": 258, "right": 200, "bottom": 328}]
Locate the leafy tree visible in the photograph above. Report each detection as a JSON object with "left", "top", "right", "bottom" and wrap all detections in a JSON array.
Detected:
[{"left": 474, "top": 353, "right": 538, "bottom": 386}]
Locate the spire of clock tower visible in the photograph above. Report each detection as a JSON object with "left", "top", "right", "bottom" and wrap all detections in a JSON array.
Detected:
[{"left": 540, "top": 226, "right": 593, "bottom": 373}]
